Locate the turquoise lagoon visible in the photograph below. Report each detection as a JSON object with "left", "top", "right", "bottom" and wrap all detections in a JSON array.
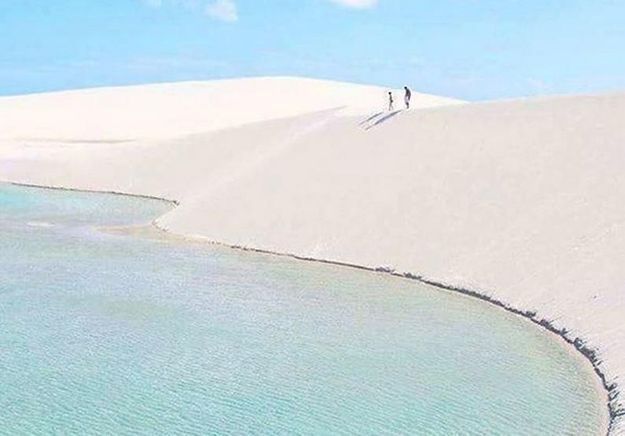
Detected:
[{"left": 0, "top": 184, "right": 606, "bottom": 435}]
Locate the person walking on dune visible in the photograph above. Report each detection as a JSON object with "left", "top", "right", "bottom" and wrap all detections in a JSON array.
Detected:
[
  {"left": 404, "top": 86, "right": 412, "bottom": 109},
  {"left": 388, "top": 91, "right": 394, "bottom": 111}
]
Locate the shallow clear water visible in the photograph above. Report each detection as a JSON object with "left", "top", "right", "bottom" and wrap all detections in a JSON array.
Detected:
[{"left": 0, "top": 184, "right": 606, "bottom": 435}]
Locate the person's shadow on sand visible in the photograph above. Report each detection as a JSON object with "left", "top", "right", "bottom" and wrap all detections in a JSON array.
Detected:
[
  {"left": 362, "top": 110, "right": 403, "bottom": 130},
  {"left": 358, "top": 111, "right": 384, "bottom": 126}
]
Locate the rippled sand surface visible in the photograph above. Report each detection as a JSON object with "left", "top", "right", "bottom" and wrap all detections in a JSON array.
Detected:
[{"left": 0, "top": 184, "right": 606, "bottom": 435}]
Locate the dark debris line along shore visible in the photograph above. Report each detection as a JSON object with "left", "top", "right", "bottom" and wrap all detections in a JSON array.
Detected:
[
  {"left": 234, "top": 247, "right": 624, "bottom": 436},
  {"left": 397, "top": 272, "right": 625, "bottom": 435}
]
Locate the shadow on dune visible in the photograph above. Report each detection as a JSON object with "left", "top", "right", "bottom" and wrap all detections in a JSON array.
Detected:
[
  {"left": 358, "top": 111, "right": 384, "bottom": 126},
  {"left": 364, "top": 110, "right": 403, "bottom": 130}
]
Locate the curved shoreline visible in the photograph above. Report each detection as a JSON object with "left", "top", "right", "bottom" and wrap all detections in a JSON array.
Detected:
[
  {"left": 6, "top": 181, "right": 620, "bottom": 435},
  {"left": 176, "top": 237, "right": 618, "bottom": 435}
]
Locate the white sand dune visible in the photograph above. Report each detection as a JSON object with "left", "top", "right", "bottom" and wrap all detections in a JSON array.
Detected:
[
  {"left": 0, "top": 77, "right": 459, "bottom": 142},
  {"left": 1, "top": 77, "right": 624, "bottom": 433}
]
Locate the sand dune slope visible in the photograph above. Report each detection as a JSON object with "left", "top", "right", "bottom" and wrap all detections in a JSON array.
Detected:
[
  {"left": 0, "top": 77, "right": 460, "bottom": 141},
  {"left": 1, "top": 79, "right": 624, "bottom": 432}
]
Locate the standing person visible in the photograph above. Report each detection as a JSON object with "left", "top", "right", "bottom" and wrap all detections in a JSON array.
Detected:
[
  {"left": 388, "top": 91, "right": 394, "bottom": 111},
  {"left": 404, "top": 86, "right": 412, "bottom": 109}
]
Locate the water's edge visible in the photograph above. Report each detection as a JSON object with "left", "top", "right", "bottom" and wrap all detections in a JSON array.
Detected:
[{"left": 8, "top": 181, "right": 619, "bottom": 435}]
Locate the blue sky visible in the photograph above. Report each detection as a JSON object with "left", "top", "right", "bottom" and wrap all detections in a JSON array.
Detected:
[{"left": 1, "top": 0, "right": 624, "bottom": 100}]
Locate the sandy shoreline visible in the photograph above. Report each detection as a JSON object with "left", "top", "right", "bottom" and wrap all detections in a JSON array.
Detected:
[
  {"left": 155, "top": 216, "right": 613, "bottom": 436},
  {"left": 5, "top": 180, "right": 613, "bottom": 435}
]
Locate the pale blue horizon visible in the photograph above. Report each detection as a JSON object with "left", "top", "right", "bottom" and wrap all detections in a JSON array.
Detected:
[{"left": 1, "top": 0, "right": 624, "bottom": 100}]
